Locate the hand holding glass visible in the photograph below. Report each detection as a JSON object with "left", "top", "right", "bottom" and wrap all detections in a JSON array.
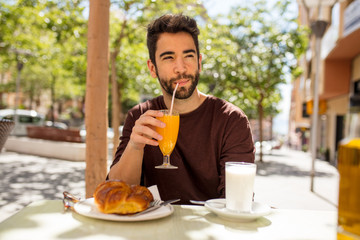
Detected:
[{"left": 155, "top": 110, "right": 179, "bottom": 169}]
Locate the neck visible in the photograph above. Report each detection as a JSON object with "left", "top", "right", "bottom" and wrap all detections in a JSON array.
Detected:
[{"left": 163, "top": 88, "right": 207, "bottom": 114}]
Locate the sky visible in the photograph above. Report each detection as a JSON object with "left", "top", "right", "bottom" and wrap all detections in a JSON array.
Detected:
[{"left": 203, "top": 0, "right": 298, "bottom": 136}]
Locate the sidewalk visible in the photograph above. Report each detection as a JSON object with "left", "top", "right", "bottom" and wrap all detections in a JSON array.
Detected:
[
  {"left": 254, "top": 147, "right": 338, "bottom": 211},
  {"left": 0, "top": 147, "right": 339, "bottom": 222}
]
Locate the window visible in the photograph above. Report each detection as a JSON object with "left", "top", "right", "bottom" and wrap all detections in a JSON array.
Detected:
[{"left": 302, "top": 102, "right": 310, "bottom": 118}]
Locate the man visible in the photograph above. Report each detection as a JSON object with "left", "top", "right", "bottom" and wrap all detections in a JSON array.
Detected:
[{"left": 108, "top": 14, "right": 255, "bottom": 204}]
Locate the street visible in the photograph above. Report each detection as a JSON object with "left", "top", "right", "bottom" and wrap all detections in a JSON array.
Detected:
[{"left": 0, "top": 147, "right": 339, "bottom": 222}]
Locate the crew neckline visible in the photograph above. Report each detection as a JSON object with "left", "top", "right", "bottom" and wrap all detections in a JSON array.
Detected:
[{"left": 159, "top": 95, "right": 212, "bottom": 117}]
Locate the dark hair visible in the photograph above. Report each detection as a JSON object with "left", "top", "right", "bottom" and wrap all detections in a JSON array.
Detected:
[{"left": 147, "top": 14, "right": 200, "bottom": 67}]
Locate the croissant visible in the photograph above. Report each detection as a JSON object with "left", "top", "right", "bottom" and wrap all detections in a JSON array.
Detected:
[{"left": 93, "top": 180, "right": 154, "bottom": 214}]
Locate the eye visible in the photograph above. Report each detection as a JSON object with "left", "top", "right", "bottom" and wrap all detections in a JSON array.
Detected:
[
  {"left": 162, "top": 56, "right": 174, "bottom": 60},
  {"left": 185, "top": 54, "right": 194, "bottom": 58}
]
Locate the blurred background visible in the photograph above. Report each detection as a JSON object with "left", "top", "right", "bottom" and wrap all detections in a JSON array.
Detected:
[
  {"left": 0, "top": 0, "right": 308, "bottom": 159},
  {"left": 1, "top": 0, "right": 358, "bottom": 177},
  {"left": 1, "top": 0, "right": 360, "bottom": 229}
]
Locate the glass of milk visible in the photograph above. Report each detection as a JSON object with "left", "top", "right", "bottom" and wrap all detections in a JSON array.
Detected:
[{"left": 225, "top": 162, "right": 256, "bottom": 212}]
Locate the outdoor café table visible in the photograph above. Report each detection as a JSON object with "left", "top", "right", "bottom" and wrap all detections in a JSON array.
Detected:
[{"left": 0, "top": 200, "right": 337, "bottom": 240}]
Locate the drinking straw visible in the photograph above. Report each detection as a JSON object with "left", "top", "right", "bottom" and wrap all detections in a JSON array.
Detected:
[{"left": 170, "top": 83, "right": 179, "bottom": 115}]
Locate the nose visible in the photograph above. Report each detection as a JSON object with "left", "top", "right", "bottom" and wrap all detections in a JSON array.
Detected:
[{"left": 174, "top": 58, "right": 186, "bottom": 74}]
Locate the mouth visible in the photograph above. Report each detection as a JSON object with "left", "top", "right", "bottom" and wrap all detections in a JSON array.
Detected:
[{"left": 174, "top": 79, "right": 189, "bottom": 87}]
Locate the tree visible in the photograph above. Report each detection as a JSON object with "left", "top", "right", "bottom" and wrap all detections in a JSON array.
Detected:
[
  {"left": 85, "top": 0, "right": 110, "bottom": 197},
  {"left": 26, "top": 0, "right": 87, "bottom": 120},
  {"left": 0, "top": 0, "right": 87, "bottom": 120},
  {"left": 202, "top": 0, "right": 307, "bottom": 162},
  {"left": 108, "top": 0, "right": 208, "bottom": 155},
  {"left": 0, "top": 0, "right": 45, "bottom": 109}
]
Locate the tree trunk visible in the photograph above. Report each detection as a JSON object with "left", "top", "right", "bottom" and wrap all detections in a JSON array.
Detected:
[
  {"left": 110, "top": 52, "right": 120, "bottom": 157},
  {"left": 28, "top": 87, "right": 33, "bottom": 110},
  {"left": 85, "top": 0, "right": 110, "bottom": 198},
  {"left": 269, "top": 115, "right": 273, "bottom": 141},
  {"left": 258, "top": 102, "right": 264, "bottom": 162},
  {"left": 50, "top": 75, "right": 55, "bottom": 123},
  {"left": 109, "top": 18, "right": 127, "bottom": 158}
]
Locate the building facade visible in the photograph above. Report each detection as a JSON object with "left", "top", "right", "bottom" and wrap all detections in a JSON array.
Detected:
[{"left": 291, "top": 0, "right": 360, "bottom": 164}]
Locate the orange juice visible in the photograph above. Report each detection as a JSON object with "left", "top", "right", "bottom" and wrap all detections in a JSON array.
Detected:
[
  {"left": 156, "top": 112, "right": 179, "bottom": 156},
  {"left": 337, "top": 138, "right": 360, "bottom": 239}
]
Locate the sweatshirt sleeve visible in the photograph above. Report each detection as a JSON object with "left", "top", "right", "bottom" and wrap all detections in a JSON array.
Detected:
[
  {"left": 217, "top": 109, "right": 255, "bottom": 197},
  {"left": 110, "top": 111, "right": 136, "bottom": 169}
]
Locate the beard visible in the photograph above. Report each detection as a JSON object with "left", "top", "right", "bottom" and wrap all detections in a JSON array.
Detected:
[{"left": 156, "top": 70, "right": 200, "bottom": 99}]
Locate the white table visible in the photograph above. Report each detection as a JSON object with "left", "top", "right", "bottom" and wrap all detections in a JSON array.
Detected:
[{"left": 0, "top": 200, "right": 337, "bottom": 240}]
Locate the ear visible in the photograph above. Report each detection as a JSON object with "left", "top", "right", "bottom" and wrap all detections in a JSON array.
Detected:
[
  {"left": 198, "top": 54, "right": 202, "bottom": 72},
  {"left": 147, "top": 59, "right": 157, "bottom": 78}
]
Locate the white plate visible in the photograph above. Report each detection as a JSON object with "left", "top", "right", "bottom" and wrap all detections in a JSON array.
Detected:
[
  {"left": 205, "top": 198, "right": 271, "bottom": 222},
  {"left": 74, "top": 198, "right": 174, "bottom": 222}
]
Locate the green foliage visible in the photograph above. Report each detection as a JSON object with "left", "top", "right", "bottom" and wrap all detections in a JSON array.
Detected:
[
  {"left": 108, "top": 0, "right": 208, "bottom": 111},
  {"left": 0, "top": 0, "right": 308, "bottom": 127},
  {"left": 0, "top": 0, "right": 87, "bottom": 109},
  {"left": 201, "top": 0, "right": 308, "bottom": 119}
]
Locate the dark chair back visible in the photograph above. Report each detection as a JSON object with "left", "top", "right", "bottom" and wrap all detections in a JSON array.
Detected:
[{"left": 0, "top": 119, "right": 15, "bottom": 152}]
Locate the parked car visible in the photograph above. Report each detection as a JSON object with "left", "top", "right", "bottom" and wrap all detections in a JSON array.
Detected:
[
  {"left": 0, "top": 109, "right": 45, "bottom": 136},
  {"left": 44, "top": 120, "right": 68, "bottom": 130},
  {"left": 255, "top": 141, "right": 273, "bottom": 155},
  {"left": 269, "top": 140, "right": 283, "bottom": 150},
  {"left": 255, "top": 140, "right": 283, "bottom": 155}
]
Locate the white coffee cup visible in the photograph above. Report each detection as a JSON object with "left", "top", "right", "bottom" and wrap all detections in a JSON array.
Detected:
[{"left": 225, "top": 162, "right": 256, "bottom": 212}]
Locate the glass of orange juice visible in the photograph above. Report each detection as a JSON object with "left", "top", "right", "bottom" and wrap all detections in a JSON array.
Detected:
[{"left": 155, "top": 110, "right": 179, "bottom": 169}]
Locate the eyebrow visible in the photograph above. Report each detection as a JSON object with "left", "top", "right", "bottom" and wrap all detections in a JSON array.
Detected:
[
  {"left": 183, "top": 49, "right": 196, "bottom": 54},
  {"left": 159, "top": 49, "right": 196, "bottom": 58},
  {"left": 159, "top": 51, "right": 174, "bottom": 58}
]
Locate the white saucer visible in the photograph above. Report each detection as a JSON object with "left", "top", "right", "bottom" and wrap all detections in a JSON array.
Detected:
[
  {"left": 74, "top": 198, "right": 174, "bottom": 222},
  {"left": 205, "top": 198, "right": 271, "bottom": 222}
]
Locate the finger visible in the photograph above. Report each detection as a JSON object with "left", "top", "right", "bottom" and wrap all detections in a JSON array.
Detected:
[
  {"left": 143, "top": 109, "right": 164, "bottom": 118},
  {"left": 128, "top": 137, "right": 157, "bottom": 151},
  {"left": 129, "top": 131, "right": 159, "bottom": 148},
  {"left": 129, "top": 110, "right": 165, "bottom": 149},
  {"left": 134, "top": 134, "right": 159, "bottom": 146},
  {"left": 136, "top": 111, "right": 166, "bottom": 129},
  {"left": 132, "top": 124, "right": 163, "bottom": 141}
]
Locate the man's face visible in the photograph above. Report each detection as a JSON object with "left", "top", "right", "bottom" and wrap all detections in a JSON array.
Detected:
[{"left": 147, "top": 32, "right": 202, "bottom": 99}]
